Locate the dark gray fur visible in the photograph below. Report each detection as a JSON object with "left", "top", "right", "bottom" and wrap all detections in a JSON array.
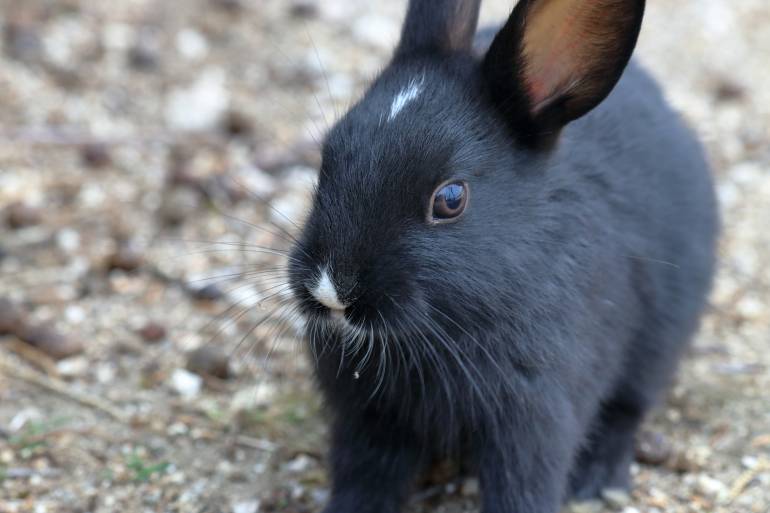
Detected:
[{"left": 286, "top": 1, "right": 717, "bottom": 511}]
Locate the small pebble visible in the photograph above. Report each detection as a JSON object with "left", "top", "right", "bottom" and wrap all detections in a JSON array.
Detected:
[
  {"left": 190, "top": 283, "right": 225, "bottom": 302},
  {"left": 211, "top": 0, "right": 243, "bottom": 12},
  {"left": 166, "top": 157, "right": 199, "bottom": 189},
  {"left": 232, "top": 500, "right": 260, "bottom": 513},
  {"left": 228, "top": 165, "right": 277, "bottom": 199},
  {"left": 696, "top": 474, "right": 728, "bottom": 499},
  {"left": 310, "top": 489, "right": 329, "bottom": 506},
  {"left": 6, "top": 202, "right": 42, "bottom": 229},
  {"left": 80, "top": 143, "right": 112, "bottom": 168},
  {"left": 0, "top": 298, "right": 25, "bottom": 335},
  {"left": 159, "top": 187, "right": 201, "bottom": 226},
  {"left": 635, "top": 430, "right": 671, "bottom": 466},
  {"left": 170, "top": 368, "right": 203, "bottom": 399},
  {"left": 57, "top": 356, "right": 89, "bottom": 378},
  {"left": 138, "top": 322, "right": 167, "bottom": 344},
  {"left": 16, "top": 323, "right": 84, "bottom": 360},
  {"left": 351, "top": 14, "right": 399, "bottom": 50},
  {"left": 289, "top": 0, "right": 319, "bottom": 19},
  {"left": 602, "top": 488, "right": 631, "bottom": 508},
  {"left": 108, "top": 245, "right": 144, "bottom": 272},
  {"left": 165, "top": 68, "right": 229, "bottom": 132},
  {"left": 230, "top": 383, "right": 275, "bottom": 413},
  {"left": 176, "top": 28, "right": 209, "bottom": 61},
  {"left": 3, "top": 21, "right": 43, "bottom": 63},
  {"left": 253, "top": 145, "right": 298, "bottom": 174},
  {"left": 222, "top": 110, "right": 254, "bottom": 138},
  {"left": 127, "top": 43, "right": 159, "bottom": 71},
  {"left": 141, "top": 361, "right": 165, "bottom": 388},
  {"left": 186, "top": 345, "right": 231, "bottom": 379},
  {"left": 283, "top": 454, "right": 313, "bottom": 474},
  {"left": 669, "top": 450, "right": 701, "bottom": 473},
  {"left": 461, "top": 478, "right": 479, "bottom": 497},
  {"left": 713, "top": 79, "right": 746, "bottom": 103},
  {"left": 568, "top": 500, "right": 604, "bottom": 513},
  {"left": 56, "top": 228, "right": 81, "bottom": 253}
]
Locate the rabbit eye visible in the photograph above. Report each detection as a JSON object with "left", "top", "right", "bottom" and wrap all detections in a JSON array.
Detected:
[{"left": 429, "top": 181, "right": 468, "bottom": 223}]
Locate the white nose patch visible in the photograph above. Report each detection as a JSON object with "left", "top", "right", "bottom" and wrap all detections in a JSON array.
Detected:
[{"left": 312, "top": 270, "right": 345, "bottom": 311}]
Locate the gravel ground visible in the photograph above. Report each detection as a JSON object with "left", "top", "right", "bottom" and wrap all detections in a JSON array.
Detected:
[{"left": 0, "top": 1, "right": 768, "bottom": 512}]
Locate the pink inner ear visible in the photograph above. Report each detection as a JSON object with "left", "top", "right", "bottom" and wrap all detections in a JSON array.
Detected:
[{"left": 522, "top": 0, "right": 592, "bottom": 112}]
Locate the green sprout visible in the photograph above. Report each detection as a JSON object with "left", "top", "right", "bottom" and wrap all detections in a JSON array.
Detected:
[
  {"left": 125, "top": 452, "right": 171, "bottom": 482},
  {"left": 8, "top": 417, "right": 70, "bottom": 457}
]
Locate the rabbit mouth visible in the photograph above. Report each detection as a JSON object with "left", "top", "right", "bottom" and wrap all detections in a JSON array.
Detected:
[{"left": 321, "top": 305, "right": 354, "bottom": 332}]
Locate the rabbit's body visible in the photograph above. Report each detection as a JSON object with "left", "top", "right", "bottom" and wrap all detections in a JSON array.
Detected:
[{"left": 288, "top": 1, "right": 716, "bottom": 512}]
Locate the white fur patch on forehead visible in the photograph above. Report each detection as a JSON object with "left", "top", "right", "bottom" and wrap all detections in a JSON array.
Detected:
[
  {"left": 388, "top": 76, "right": 425, "bottom": 121},
  {"left": 312, "top": 269, "right": 345, "bottom": 311}
]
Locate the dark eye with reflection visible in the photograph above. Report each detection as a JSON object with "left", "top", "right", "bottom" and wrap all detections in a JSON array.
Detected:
[{"left": 430, "top": 181, "right": 469, "bottom": 223}]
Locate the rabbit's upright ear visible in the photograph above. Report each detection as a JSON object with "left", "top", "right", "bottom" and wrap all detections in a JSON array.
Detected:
[
  {"left": 396, "top": 0, "right": 482, "bottom": 57},
  {"left": 483, "top": 0, "right": 645, "bottom": 147}
]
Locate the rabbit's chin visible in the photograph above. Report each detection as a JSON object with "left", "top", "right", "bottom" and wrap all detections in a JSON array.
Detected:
[{"left": 304, "top": 308, "right": 357, "bottom": 336}]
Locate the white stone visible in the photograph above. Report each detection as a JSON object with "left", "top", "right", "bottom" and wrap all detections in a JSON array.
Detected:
[
  {"left": 352, "top": 14, "right": 399, "bottom": 49},
  {"left": 9, "top": 408, "right": 43, "bottom": 432},
  {"left": 170, "top": 368, "right": 203, "bottom": 399},
  {"left": 57, "top": 357, "right": 89, "bottom": 377},
  {"left": 229, "top": 383, "right": 276, "bottom": 413},
  {"left": 96, "top": 363, "right": 117, "bottom": 384},
  {"left": 461, "top": 478, "right": 480, "bottom": 497},
  {"left": 283, "top": 454, "right": 313, "bottom": 473},
  {"left": 233, "top": 165, "right": 277, "bottom": 197},
  {"left": 176, "top": 29, "right": 209, "bottom": 61},
  {"left": 232, "top": 500, "right": 260, "bottom": 513},
  {"left": 602, "top": 488, "right": 631, "bottom": 508},
  {"left": 696, "top": 474, "right": 728, "bottom": 499},
  {"left": 56, "top": 228, "right": 81, "bottom": 253},
  {"left": 64, "top": 305, "right": 86, "bottom": 324},
  {"left": 102, "top": 23, "right": 134, "bottom": 50},
  {"left": 165, "top": 68, "right": 229, "bottom": 132}
]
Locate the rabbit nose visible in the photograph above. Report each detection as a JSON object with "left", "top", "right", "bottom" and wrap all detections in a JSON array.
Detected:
[{"left": 311, "top": 269, "right": 346, "bottom": 311}]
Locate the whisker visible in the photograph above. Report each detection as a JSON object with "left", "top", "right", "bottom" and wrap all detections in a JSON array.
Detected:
[
  {"left": 207, "top": 206, "right": 301, "bottom": 250},
  {"left": 226, "top": 176, "right": 306, "bottom": 237},
  {"left": 304, "top": 25, "right": 335, "bottom": 128},
  {"left": 231, "top": 298, "right": 297, "bottom": 358},
  {"left": 253, "top": 304, "right": 304, "bottom": 379},
  {"left": 389, "top": 297, "right": 454, "bottom": 417},
  {"left": 183, "top": 266, "right": 291, "bottom": 286},
  {"left": 415, "top": 306, "right": 504, "bottom": 417},
  {"left": 200, "top": 283, "right": 293, "bottom": 349},
  {"left": 386, "top": 294, "right": 427, "bottom": 402},
  {"left": 153, "top": 247, "right": 305, "bottom": 267},
  {"left": 256, "top": 38, "right": 327, "bottom": 144}
]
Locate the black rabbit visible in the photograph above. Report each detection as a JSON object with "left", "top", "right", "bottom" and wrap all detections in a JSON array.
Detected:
[{"left": 287, "top": 0, "right": 717, "bottom": 511}]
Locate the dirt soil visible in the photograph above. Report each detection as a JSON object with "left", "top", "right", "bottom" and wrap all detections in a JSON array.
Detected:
[{"left": 1, "top": 1, "right": 769, "bottom": 512}]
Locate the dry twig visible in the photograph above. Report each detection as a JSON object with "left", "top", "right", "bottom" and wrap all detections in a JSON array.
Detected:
[
  {"left": 0, "top": 351, "right": 130, "bottom": 423},
  {"left": 728, "top": 457, "right": 770, "bottom": 502},
  {"left": 6, "top": 338, "right": 59, "bottom": 377}
]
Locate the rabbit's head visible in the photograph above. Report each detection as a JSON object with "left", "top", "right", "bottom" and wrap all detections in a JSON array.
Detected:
[{"left": 289, "top": 0, "right": 645, "bottom": 369}]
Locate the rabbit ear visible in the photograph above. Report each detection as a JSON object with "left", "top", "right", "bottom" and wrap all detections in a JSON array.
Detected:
[
  {"left": 483, "top": 0, "right": 645, "bottom": 147},
  {"left": 396, "top": 0, "right": 482, "bottom": 57}
]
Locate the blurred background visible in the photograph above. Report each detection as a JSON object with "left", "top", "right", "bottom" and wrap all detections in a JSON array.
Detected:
[{"left": 0, "top": 1, "right": 768, "bottom": 512}]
